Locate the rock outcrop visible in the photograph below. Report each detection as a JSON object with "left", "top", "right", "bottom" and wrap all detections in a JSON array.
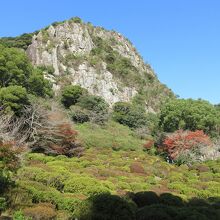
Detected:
[{"left": 27, "top": 17, "right": 173, "bottom": 111}]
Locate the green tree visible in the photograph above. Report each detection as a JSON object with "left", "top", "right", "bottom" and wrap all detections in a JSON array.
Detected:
[
  {"left": 160, "top": 99, "right": 220, "bottom": 135},
  {"left": 77, "top": 95, "right": 109, "bottom": 124},
  {"left": 61, "top": 85, "right": 86, "bottom": 108},
  {"left": 28, "top": 68, "right": 53, "bottom": 97},
  {"left": 0, "top": 44, "right": 32, "bottom": 87},
  {"left": 0, "top": 85, "right": 29, "bottom": 115},
  {"left": 113, "top": 102, "right": 148, "bottom": 128},
  {"left": 77, "top": 95, "right": 109, "bottom": 113}
]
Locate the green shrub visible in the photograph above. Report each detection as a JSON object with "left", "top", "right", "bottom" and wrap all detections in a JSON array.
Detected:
[
  {"left": 136, "top": 204, "right": 175, "bottom": 220},
  {"left": 70, "top": 17, "right": 83, "bottom": 23},
  {"left": 174, "top": 208, "right": 209, "bottom": 220},
  {"left": 63, "top": 177, "right": 110, "bottom": 196},
  {"left": 199, "top": 172, "right": 214, "bottom": 182},
  {"left": 0, "top": 86, "right": 29, "bottom": 114},
  {"left": 66, "top": 94, "right": 110, "bottom": 125},
  {"left": 70, "top": 105, "right": 90, "bottom": 123},
  {"left": 77, "top": 95, "right": 109, "bottom": 113},
  {"left": 28, "top": 68, "right": 53, "bottom": 97},
  {"left": 159, "top": 193, "right": 184, "bottom": 207},
  {"left": 112, "top": 102, "right": 148, "bottom": 128},
  {"left": 61, "top": 85, "right": 86, "bottom": 108},
  {"left": 75, "top": 121, "right": 145, "bottom": 150},
  {"left": 75, "top": 193, "right": 136, "bottom": 220},
  {"left": 13, "top": 210, "right": 31, "bottom": 220},
  {"left": 107, "top": 56, "right": 136, "bottom": 76},
  {"left": 131, "top": 191, "right": 159, "bottom": 207}
]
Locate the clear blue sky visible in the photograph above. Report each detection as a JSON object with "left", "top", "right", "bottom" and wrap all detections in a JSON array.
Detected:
[{"left": 1, "top": 0, "right": 220, "bottom": 104}]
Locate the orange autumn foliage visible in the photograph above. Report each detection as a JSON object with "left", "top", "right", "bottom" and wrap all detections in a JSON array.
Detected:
[{"left": 163, "top": 130, "right": 212, "bottom": 160}]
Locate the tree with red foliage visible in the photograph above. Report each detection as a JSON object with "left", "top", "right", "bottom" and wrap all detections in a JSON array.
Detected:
[
  {"left": 162, "top": 130, "right": 212, "bottom": 160},
  {"left": 46, "top": 123, "right": 82, "bottom": 157},
  {"left": 30, "top": 107, "right": 83, "bottom": 157}
]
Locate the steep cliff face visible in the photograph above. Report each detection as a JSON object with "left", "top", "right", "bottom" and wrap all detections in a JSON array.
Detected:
[{"left": 27, "top": 17, "right": 173, "bottom": 111}]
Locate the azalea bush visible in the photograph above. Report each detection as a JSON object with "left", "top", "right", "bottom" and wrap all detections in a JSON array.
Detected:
[{"left": 162, "top": 130, "right": 212, "bottom": 164}]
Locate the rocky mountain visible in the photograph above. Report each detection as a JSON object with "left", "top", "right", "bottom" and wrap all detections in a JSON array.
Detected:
[{"left": 26, "top": 17, "right": 173, "bottom": 111}]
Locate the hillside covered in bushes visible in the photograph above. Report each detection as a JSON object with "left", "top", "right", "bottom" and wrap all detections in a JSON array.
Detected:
[{"left": 0, "top": 17, "right": 220, "bottom": 219}]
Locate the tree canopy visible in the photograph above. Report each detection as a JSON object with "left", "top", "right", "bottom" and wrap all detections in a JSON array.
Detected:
[
  {"left": 0, "top": 85, "right": 29, "bottom": 115},
  {"left": 160, "top": 99, "right": 220, "bottom": 135},
  {"left": 0, "top": 44, "right": 32, "bottom": 88}
]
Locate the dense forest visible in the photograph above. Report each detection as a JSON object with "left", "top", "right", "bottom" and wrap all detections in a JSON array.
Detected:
[{"left": 0, "top": 18, "right": 220, "bottom": 220}]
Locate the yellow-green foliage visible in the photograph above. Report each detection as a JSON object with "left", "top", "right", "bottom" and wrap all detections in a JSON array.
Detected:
[
  {"left": 75, "top": 121, "right": 145, "bottom": 150},
  {"left": 13, "top": 149, "right": 220, "bottom": 216}
]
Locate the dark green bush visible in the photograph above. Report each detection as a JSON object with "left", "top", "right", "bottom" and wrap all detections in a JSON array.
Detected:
[
  {"left": 70, "top": 105, "right": 90, "bottom": 123},
  {"left": 0, "top": 85, "right": 29, "bottom": 115},
  {"left": 187, "top": 198, "right": 210, "bottom": 207},
  {"left": 132, "top": 191, "right": 159, "bottom": 207},
  {"left": 77, "top": 95, "right": 109, "bottom": 124},
  {"left": 77, "top": 95, "right": 109, "bottom": 113},
  {"left": 112, "top": 102, "right": 147, "bottom": 128},
  {"left": 173, "top": 208, "right": 209, "bottom": 220},
  {"left": 61, "top": 85, "right": 86, "bottom": 108},
  {"left": 28, "top": 68, "right": 53, "bottom": 97},
  {"left": 136, "top": 205, "right": 175, "bottom": 220},
  {"left": 75, "top": 193, "right": 136, "bottom": 220},
  {"left": 70, "top": 17, "right": 83, "bottom": 23},
  {"left": 107, "top": 56, "right": 136, "bottom": 76},
  {"left": 159, "top": 193, "right": 184, "bottom": 207},
  {"left": 37, "top": 65, "right": 55, "bottom": 75}
]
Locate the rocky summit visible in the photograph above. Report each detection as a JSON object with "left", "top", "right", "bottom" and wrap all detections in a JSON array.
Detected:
[{"left": 26, "top": 17, "right": 173, "bottom": 111}]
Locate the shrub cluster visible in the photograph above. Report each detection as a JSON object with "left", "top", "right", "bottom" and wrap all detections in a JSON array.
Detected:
[
  {"left": 112, "top": 102, "right": 148, "bottom": 129},
  {"left": 61, "top": 85, "right": 109, "bottom": 124}
]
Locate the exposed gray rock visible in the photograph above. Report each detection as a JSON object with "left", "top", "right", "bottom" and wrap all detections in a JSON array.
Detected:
[
  {"left": 26, "top": 19, "right": 172, "bottom": 110},
  {"left": 69, "top": 62, "right": 137, "bottom": 106}
]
